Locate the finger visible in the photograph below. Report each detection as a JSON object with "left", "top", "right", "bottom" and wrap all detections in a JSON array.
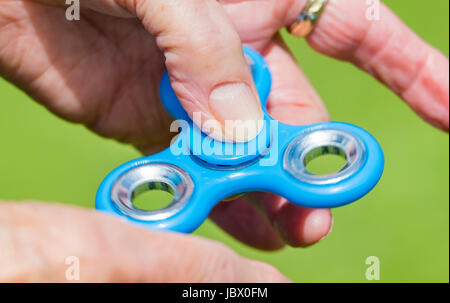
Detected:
[
  {"left": 246, "top": 192, "right": 333, "bottom": 247},
  {"left": 221, "top": 0, "right": 449, "bottom": 131},
  {"left": 305, "top": 0, "right": 449, "bottom": 131},
  {"left": 210, "top": 196, "right": 285, "bottom": 251},
  {"left": 0, "top": 201, "right": 290, "bottom": 282},
  {"left": 211, "top": 38, "right": 332, "bottom": 248},
  {"left": 212, "top": 192, "right": 333, "bottom": 248},
  {"left": 294, "top": 0, "right": 449, "bottom": 131},
  {"left": 219, "top": 0, "right": 304, "bottom": 49},
  {"left": 131, "top": 0, "right": 264, "bottom": 142}
]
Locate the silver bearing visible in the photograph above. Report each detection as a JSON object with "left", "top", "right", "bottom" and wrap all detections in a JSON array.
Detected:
[
  {"left": 283, "top": 129, "right": 366, "bottom": 185},
  {"left": 111, "top": 163, "right": 193, "bottom": 221}
]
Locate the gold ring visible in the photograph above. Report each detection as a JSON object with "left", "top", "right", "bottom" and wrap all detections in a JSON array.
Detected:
[{"left": 288, "top": 0, "right": 328, "bottom": 38}]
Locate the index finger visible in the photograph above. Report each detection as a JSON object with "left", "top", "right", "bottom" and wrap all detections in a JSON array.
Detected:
[
  {"left": 0, "top": 201, "right": 290, "bottom": 282},
  {"left": 221, "top": 0, "right": 449, "bottom": 131},
  {"left": 301, "top": 0, "right": 449, "bottom": 131}
]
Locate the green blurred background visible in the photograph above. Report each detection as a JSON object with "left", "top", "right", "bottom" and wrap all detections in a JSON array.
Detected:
[{"left": 0, "top": 0, "right": 448, "bottom": 282}]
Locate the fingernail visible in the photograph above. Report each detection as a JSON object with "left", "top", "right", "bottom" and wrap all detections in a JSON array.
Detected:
[{"left": 209, "top": 83, "right": 264, "bottom": 142}]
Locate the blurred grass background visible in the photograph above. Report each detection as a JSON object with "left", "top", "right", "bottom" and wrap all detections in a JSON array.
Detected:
[{"left": 0, "top": 0, "right": 448, "bottom": 282}]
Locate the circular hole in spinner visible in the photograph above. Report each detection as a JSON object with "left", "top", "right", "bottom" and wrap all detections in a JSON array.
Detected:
[
  {"left": 304, "top": 146, "right": 348, "bottom": 175},
  {"left": 111, "top": 163, "right": 194, "bottom": 221},
  {"left": 283, "top": 129, "right": 366, "bottom": 185},
  {"left": 132, "top": 182, "right": 175, "bottom": 211}
]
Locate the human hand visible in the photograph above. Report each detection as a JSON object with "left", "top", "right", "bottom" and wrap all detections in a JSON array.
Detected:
[
  {"left": 208, "top": 0, "right": 448, "bottom": 249},
  {"left": 0, "top": 202, "right": 289, "bottom": 282},
  {"left": 0, "top": 0, "right": 324, "bottom": 282},
  {"left": 0, "top": 0, "right": 448, "bottom": 259},
  {"left": 0, "top": 0, "right": 332, "bottom": 253}
]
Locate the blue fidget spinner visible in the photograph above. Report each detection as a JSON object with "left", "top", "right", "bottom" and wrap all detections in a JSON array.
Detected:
[{"left": 96, "top": 46, "right": 384, "bottom": 233}]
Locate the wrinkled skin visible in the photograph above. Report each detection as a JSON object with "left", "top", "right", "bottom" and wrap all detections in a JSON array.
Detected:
[{"left": 0, "top": 0, "right": 448, "bottom": 281}]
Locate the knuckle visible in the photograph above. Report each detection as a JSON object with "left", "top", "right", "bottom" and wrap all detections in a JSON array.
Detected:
[{"left": 187, "top": 27, "right": 240, "bottom": 55}]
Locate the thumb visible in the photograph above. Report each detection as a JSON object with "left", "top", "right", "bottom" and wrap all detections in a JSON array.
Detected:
[{"left": 134, "top": 0, "right": 264, "bottom": 142}]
